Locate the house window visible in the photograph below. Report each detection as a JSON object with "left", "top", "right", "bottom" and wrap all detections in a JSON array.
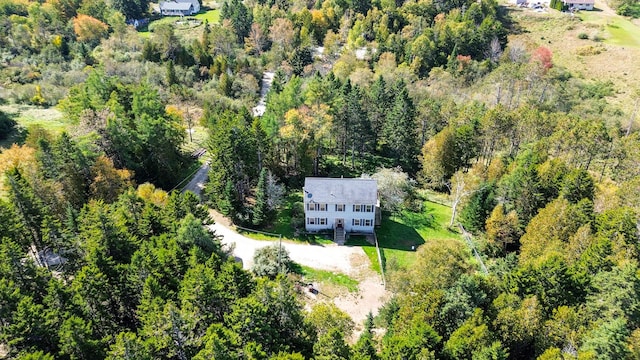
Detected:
[
  {"left": 353, "top": 219, "right": 361, "bottom": 226},
  {"left": 336, "top": 204, "right": 345, "bottom": 212},
  {"left": 353, "top": 204, "right": 362, "bottom": 212},
  {"left": 308, "top": 218, "right": 327, "bottom": 225},
  {"left": 364, "top": 219, "right": 373, "bottom": 227},
  {"left": 307, "top": 218, "right": 315, "bottom": 225},
  {"left": 319, "top": 218, "right": 327, "bottom": 225},
  {"left": 365, "top": 205, "right": 374, "bottom": 212},
  {"left": 307, "top": 203, "right": 327, "bottom": 211}
]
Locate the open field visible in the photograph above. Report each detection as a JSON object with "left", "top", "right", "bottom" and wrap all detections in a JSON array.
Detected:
[
  {"left": 505, "top": 0, "right": 640, "bottom": 117},
  {"left": 0, "top": 105, "right": 67, "bottom": 149}
]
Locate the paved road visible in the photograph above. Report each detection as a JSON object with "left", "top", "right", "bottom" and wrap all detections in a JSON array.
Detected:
[
  {"left": 210, "top": 222, "right": 365, "bottom": 275},
  {"left": 182, "top": 162, "right": 210, "bottom": 196},
  {"left": 252, "top": 71, "right": 275, "bottom": 117}
]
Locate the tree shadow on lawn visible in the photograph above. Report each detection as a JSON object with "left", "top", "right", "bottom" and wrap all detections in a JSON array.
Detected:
[{"left": 375, "top": 217, "right": 426, "bottom": 251}]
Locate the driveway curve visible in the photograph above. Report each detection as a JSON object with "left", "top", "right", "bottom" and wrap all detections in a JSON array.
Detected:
[{"left": 210, "top": 222, "right": 365, "bottom": 275}]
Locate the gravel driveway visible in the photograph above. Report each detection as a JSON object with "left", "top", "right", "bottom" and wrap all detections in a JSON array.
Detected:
[{"left": 210, "top": 222, "right": 365, "bottom": 275}]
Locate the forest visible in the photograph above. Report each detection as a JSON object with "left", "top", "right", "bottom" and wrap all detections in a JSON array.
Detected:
[{"left": 1, "top": 0, "right": 640, "bottom": 358}]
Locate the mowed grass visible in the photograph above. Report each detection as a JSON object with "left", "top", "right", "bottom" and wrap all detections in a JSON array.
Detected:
[
  {"left": 348, "top": 200, "right": 462, "bottom": 273},
  {"left": 138, "top": 9, "right": 220, "bottom": 41},
  {"left": 377, "top": 201, "right": 462, "bottom": 269},
  {"left": 579, "top": 12, "right": 640, "bottom": 47},
  {"left": 298, "top": 265, "right": 359, "bottom": 293},
  {"left": 193, "top": 9, "right": 220, "bottom": 23}
]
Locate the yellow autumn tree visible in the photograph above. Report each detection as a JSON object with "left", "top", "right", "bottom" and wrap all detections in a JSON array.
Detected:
[{"left": 89, "top": 156, "right": 133, "bottom": 203}]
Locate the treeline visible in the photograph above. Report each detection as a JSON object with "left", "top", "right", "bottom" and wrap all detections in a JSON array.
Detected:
[{"left": 379, "top": 143, "right": 640, "bottom": 358}]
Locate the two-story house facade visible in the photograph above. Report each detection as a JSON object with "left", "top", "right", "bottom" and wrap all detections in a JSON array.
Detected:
[{"left": 303, "top": 177, "right": 378, "bottom": 234}]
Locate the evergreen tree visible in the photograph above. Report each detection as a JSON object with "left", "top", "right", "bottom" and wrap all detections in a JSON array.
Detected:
[
  {"left": 252, "top": 168, "right": 269, "bottom": 226},
  {"left": 221, "top": 0, "right": 253, "bottom": 43},
  {"left": 459, "top": 182, "right": 496, "bottom": 233},
  {"left": 367, "top": 76, "right": 391, "bottom": 150},
  {"left": 382, "top": 80, "right": 419, "bottom": 173},
  {"left": 352, "top": 0, "right": 372, "bottom": 14},
  {"left": 5, "top": 168, "right": 47, "bottom": 250}
]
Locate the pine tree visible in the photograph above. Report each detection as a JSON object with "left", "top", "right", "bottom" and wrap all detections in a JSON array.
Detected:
[
  {"left": 252, "top": 168, "right": 269, "bottom": 226},
  {"left": 382, "top": 80, "right": 419, "bottom": 173},
  {"left": 367, "top": 76, "right": 391, "bottom": 150},
  {"left": 6, "top": 168, "right": 47, "bottom": 250}
]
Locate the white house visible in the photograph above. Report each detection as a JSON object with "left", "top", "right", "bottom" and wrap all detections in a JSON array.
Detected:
[
  {"left": 563, "top": 0, "right": 594, "bottom": 10},
  {"left": 303, "top": 177, "right": 379, "bottom": 243},
  {"left": 159, "top": 0, "right": 200, "bottom": 16}
]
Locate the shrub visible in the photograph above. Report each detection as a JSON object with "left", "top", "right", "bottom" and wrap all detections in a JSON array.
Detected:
[
  {"left": 575, "top": 45, "right": 604, "bottom": 56},
  {"left": 252, "top": 245, "right": 295, "bottom": 279},
  {"left": 617, "top": 3, "right": 640, "bottom": 17},
  {"left": 578, "top": 32, "right": 589, "bottom": 39}
]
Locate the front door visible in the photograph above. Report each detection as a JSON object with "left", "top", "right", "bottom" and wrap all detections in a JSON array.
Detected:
[{"left": 335, "top": 218, "right": 344, "bottom": 229}]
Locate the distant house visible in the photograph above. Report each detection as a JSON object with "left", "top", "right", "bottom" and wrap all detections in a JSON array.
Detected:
[
  {"left": 159, "top": 0, "right": 200, "bottom": 16},
  {"left": 303, "top": 177, "right": 380, "bottom": 244},
  {"left": 563, "top": 0, "right": 594, "bottom": 10}
]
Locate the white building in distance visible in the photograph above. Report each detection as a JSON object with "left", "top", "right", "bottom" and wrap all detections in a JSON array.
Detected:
[{"left": 159, "top": 0, "right": 200, "bottom": 16}]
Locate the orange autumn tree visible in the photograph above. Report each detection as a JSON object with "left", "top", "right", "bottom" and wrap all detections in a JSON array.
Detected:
[
  {"left": 532, "top": 46, "right": 553, "bottom": 73},
  {"left": 73, "top": 14, "right": 108, "bottom": 44}
]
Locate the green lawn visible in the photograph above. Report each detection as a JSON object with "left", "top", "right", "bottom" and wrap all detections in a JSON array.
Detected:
[
  {"left": 193, "top": 9, "right": 220, "bottom": 23},
  {"left": 579, "top": 12, "right": 640, "bottom": 47},
  {"left": 348, "top": 200, "right": 462, "bottom": 273},
  {"left": 138, "top": 9, "right": 220, "bottom": 41},
  {"left": 298, "top": 265, "right": 359, "bottom": 293}
]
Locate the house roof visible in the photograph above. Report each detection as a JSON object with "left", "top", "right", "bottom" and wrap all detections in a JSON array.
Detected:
[
  {"left": 159, "top": 0, "right": 196, "bottom": 10},
  {"left": 303, "top": 178, "right": 377, "bottom": 204}
]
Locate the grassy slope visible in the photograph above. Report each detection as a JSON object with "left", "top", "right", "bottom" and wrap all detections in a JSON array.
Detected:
[
  {"left": 505, "top": 2, "right": 640, "bottom": 116},
  {"left": 348, "top": 200, "right": 463, "bottom": 273}
]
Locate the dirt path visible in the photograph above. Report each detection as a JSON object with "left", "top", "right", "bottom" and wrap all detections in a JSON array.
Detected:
[
  {"left": 594, "top": 0, "right": 616, "bottom": 15},
  {"left": 208, "top": 215, "right": 390, "bottom": 327},
  {"left": 211, "top": 222, "right": 364, "bottom": 273}
]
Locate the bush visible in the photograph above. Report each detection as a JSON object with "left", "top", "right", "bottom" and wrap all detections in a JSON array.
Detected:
[
  {"left": 578, "top": 32, "right": 589, "bottom": 39},
  {"left": 252, "top": 245, "right": 295, "bottom": 279},
  {"left": 617, "top": 3, "right": 640, "bottom": 17}
]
